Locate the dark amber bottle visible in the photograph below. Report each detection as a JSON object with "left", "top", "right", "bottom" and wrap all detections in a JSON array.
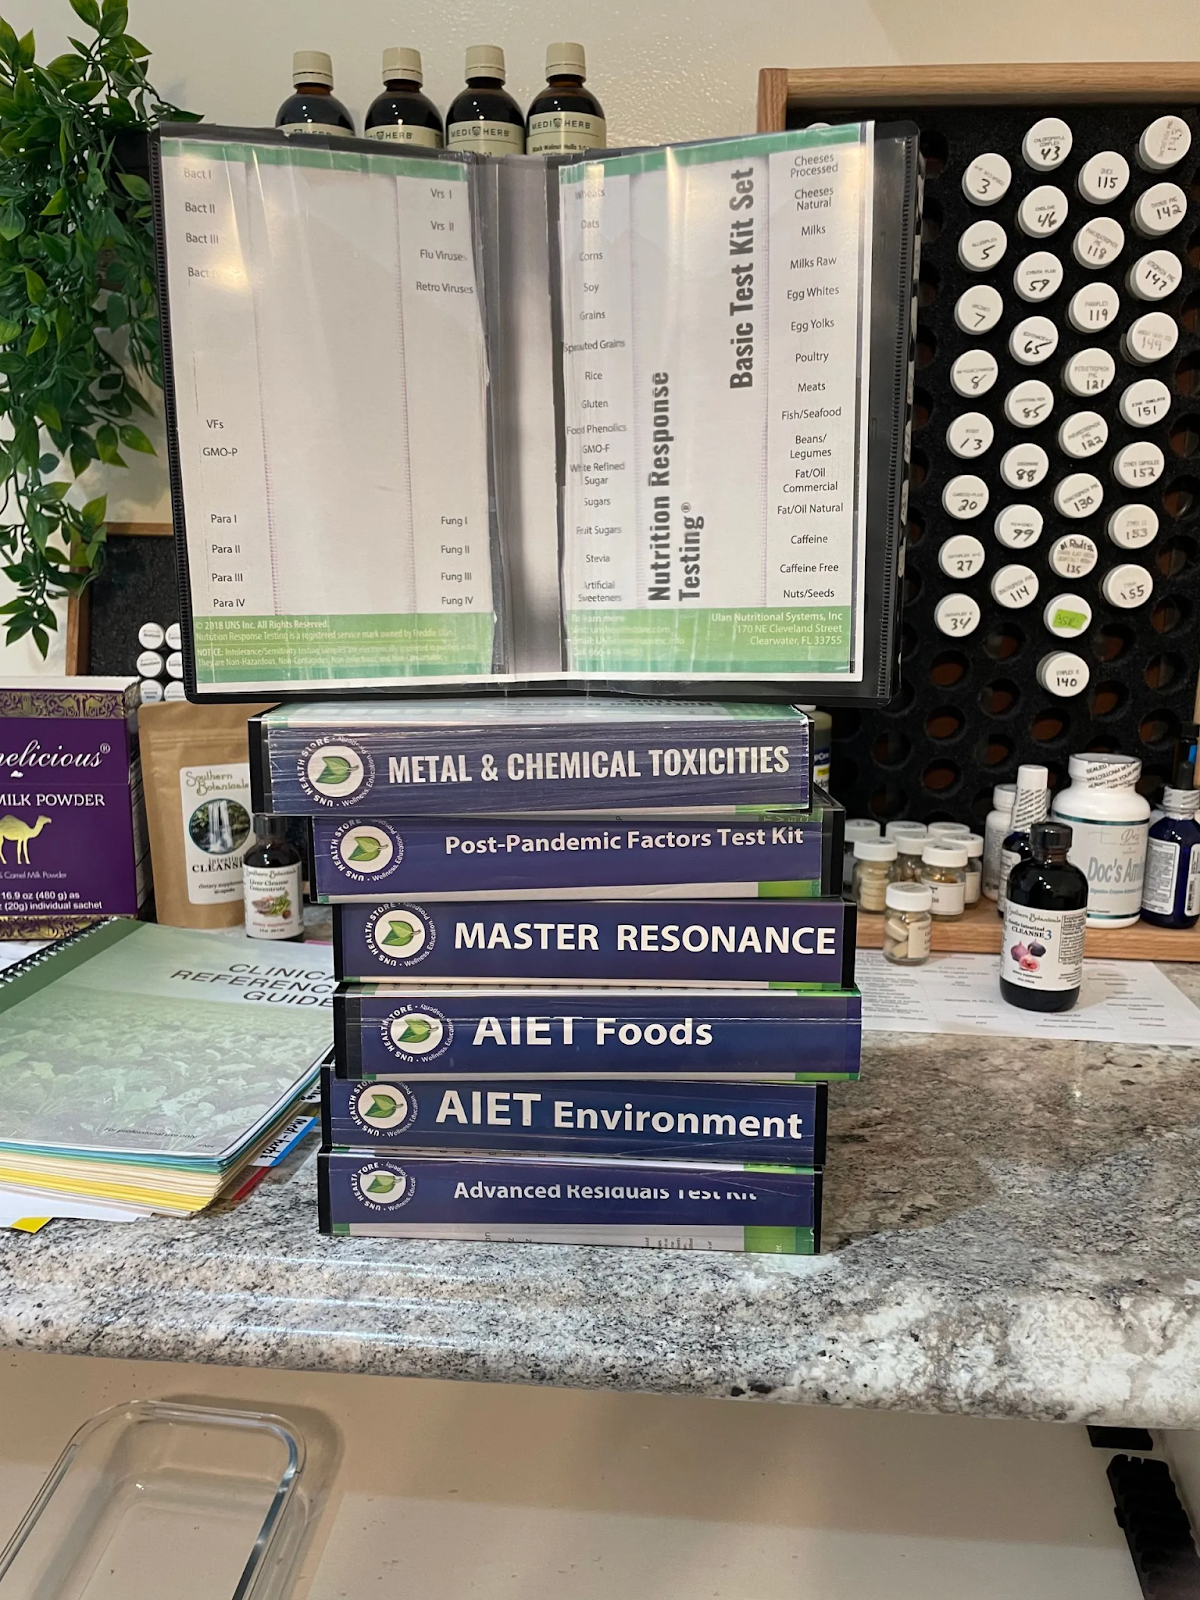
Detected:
[
  {"left": 365, "top": 48, "right": 443, "bottom": 148},
  {"left": 446, "top": 46, "right": 525, "bottom": 155},
  {"left": 527, "top": 43, "right": 606, "bottom": 154},
  {"left": 275, "top": 51, "right": 354, "bottom": 138}
]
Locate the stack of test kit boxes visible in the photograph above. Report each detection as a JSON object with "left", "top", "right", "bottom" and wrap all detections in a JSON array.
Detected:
[{"left": 249, "top": 699, "right": 861, "bottom": 1255}]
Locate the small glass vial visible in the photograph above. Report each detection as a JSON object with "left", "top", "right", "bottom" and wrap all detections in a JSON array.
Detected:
[
  {"left": 843, "top": 818, "right": 881, "bottom": 891},
  {"left": 894, "top": 833, "right": 926, "bottom": 883},
  {"left": 883, "top": 882, "right": 934, "bottom": 965},
  {"left": 964, "top": 833, "right": 984, "bottom": 904},
  {"left": 276, "top": 51, "right": 355, "bottom": 137},
  {"left": 364, "top": 48, "right": 444, "bottom": 146},
  {"left": 922, "top": 842, "right": 968, "bottom": 920},
  {"left": 526, "top": 42, "right": 606, "bottom": 153},
  {"left": 243, "top": 815, "right": 304, "bottom": 942},
  {"left": 852, "top": 839, "right": 897, "bottom": 914}
]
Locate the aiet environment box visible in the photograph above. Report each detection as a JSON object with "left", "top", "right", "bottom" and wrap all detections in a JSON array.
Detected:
[
  {"left": 323, "top": 1071, "right": 826, "bottom": 1164},
  {"left": 319, "top": 1149, "right": 822, "bottom": 1253},
  {"left": 250, "top": 699, "right": 813, "bottom": 816},
  {"left": 310, "top": 796, "right": 842, "bottom": 901},
  {"left": 333, "top": 985, "right": 861, "bottom": 1080},
  {"left": 333, "top": 897, "right": 855, "bottom": 988}
]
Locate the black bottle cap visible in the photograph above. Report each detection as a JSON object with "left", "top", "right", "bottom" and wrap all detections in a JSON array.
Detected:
[
  {"left": 252, "top": 813, "right": 288, "bottom": 840},
  {"left": 1031, "top": 820, "right": 1072, "bottom": 857}
]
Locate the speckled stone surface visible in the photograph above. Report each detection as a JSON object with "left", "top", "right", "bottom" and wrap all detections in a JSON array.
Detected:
[{"left": 1, "top": 964, "right": 1199, "bottom": 1426}]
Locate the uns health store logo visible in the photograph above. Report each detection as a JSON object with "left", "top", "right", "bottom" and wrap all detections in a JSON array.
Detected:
[
  {"left": 382, "top": 1005, "right": 451, "bottom": 1061},
  {"left": 351, "top": 1082, "right": 418, "bottom": 1135},
  {"left": 365, "top": 905, "right": 435, "bottom": 968},
  {"left": 298, "top": 739, "right": 373, "bottom": 806},
  {"left": 331, "top": 820, "right": 403, "bottom": 883},
  {"left": 350, "top": 1161, "right": 415, "bottom": 1210}
]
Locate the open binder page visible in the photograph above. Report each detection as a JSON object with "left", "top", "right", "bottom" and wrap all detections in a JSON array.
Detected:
[
  {"left": 157, "top": 137, "right": 495, "bottom": 693},
  {"left": 558, "top": 126, "right": 874, "bottom": 679}
]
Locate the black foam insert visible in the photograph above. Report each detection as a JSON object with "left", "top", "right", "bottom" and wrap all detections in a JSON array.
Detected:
[
  {"left": 788, "top": 100, "right": 1200, "bottom": 825},
  {"left": 83, "top": 533, "right": 182, "bottom": 678}
]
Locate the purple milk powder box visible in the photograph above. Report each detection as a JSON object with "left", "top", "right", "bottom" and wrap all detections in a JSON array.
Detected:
[{"left": 0, "top": 677, "right": 150, "bottom": 937}]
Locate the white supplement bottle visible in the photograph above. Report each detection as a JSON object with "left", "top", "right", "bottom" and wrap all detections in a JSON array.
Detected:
[
  {"left": 964, "top": 833, "right": 984, "bottom": 904},
  {"left": 950, "top": 349, "right": 1000, "bottom": 397},
  {"left": 843, "top": 817, "right": 881, "bottom": 891},
  {"left": 1062, "top": 347, "right": 1116, "bottom": 397},
  {"left": 1051, "top": 754, "right": 1150, "bottom": 927},
  {"left": 994, "top": 504, "right": 1043, "bottom": 549},
  {"left": 1138, "top": 115, "right": 1192, "bottom": 171},
  {"left": 933, "top": 593, "right": 982, "bottom": 636},
  {"left": 962, "top": 152, "right": 1012, "bottom": 205},
  {"left": 1119, "top": 378, "right": 1172, "bottom": 427},
  {"left": 1077, "top": 150, "right": 1129, "bottom": 203},
  {"left": 983, "top": 783, "right": 1016, "bottom": 901},
  {"left": 1013, "top": 252, "right": 1063, "bottom": 302},
  {"left": 1126, "top": 250, "right": 1182, "bottom": 301},
  {"left": 1107, "top": 504, "right": 1158, "bottom": 550},
  {"left": 1072, "top": 216, "right": 1125, "bottom": 268},
  {"left": 1023, "top": 117, "right": 1072, "bottom": 170},
  {"left": 1047, "top": 533, "right": 1098, "bottom": 579},
  {"left": 1132, "top": 182, "right": 1187, "bottom": 238}
]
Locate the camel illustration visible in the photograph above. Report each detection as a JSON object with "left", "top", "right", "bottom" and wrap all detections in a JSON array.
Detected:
[{"left": 0, "top": 815, "right": 51, "bottom": 864}]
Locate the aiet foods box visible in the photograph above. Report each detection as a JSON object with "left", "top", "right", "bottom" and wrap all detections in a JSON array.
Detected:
[
  {"left": 333, "top": 898, "right": 855, "bottom": 988},
  {"left": 310, "top": 795, "right": 842, "bottom": 901},
  {"left": 333, "top": 985, "right": 861, "bottom": 1080},
  {"left": 323, "top": 1071, "right": 827, "bottom": 1164},
  {"left": 251, "top": 698, "right": 813, "bottom": 816},
  {"left": 319, "top": 1149, "right": 822, "bottom": 1253}
]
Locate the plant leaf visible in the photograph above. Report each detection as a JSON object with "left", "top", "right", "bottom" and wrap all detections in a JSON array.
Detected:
[
  {"left": 68, "top": 0, "right": 102, "bottom": 28},
  {"left": 81, "top": 495, "right": 106, "bottom": 528},
  {"left": 23, "top": 266, "right": 45, "bottom": 304},
  {"left": 25, "top": 323, "right": 47, "bottom": 353},
  {"left": 117, "top": 171, "right": 150, "bottom": 200},
  {"left": 0, "top": 203, "right": 25, "bottom": 240},
  {"left": 33, "top": 400, "right": 61, "bottom": 431},
  {"left": 39, "top": 188, "right": 66, "bottom": 216},
  {"left": 118, "top": 423, "right": 153, "bottom": 453}
]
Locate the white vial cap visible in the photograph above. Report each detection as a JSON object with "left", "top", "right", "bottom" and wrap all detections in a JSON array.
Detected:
[
  {"left": 994, "top": 504, "right": 1043, "bottom": 549},
  {"left": 1119, "top": 378, "right": 1172, "bottom": 428},
  {"left": 137, "top": 621, "right": 164, "bottom": 650},
  {"left": 962, "top": 152, "right": 1012, "bottom": 206},
  {"left": 938, "top": 533, "right": 986, "bottom": 577},
  {"left": 1138, "top": 114, "right": 1192, "bottom": 172},
  {"left": 1018, "top": 185, "right": 1069, "bottom": 238},
  {"left": 136, "top": 649, "right": 164, "bottom": 678},
  {"left": 991, "top": 563, "right": 1039, "bottom": 609},
  {"left": 139, "top": 679, "right": 164, "bottom": 704},
  {"left": 1023, "top": 117, "right": 1072, "bottom": 170},
  {"left": 958, "top": 219, "right": 1008, "bottom": 271},
  {"left": 886, "top": 881, "right": 933, "bottom": 912},
  {"left": 1004, "top": 379, "right": 1054, "bottom": 428},
  {"left": 1068, "top": 751, "right": 1142, "bottom": 787},
  {"left": 1047, "top": 533, "right": 1098, "bottom": 578},
  {"left": 1053, "top": 472, "right": 1104, "bottom": 519},
  {"left": 163, "top": 681, "right": 187, "bottom": 702},
  {"left": 928, "top": 821, "right": 971, "bottom": 838},
  {"left": 1106, "top": 503, "right": 1159, "bottom": 549},
  {"left": 1013, "top": 251, "right": 1064, "bottom": 303},
  {"left": 923, "top": 842, "right": 968, "bottom": 868},
  {"left": 1043, "top": 591, "right": 1093, "bottom": 638},
  {"left": 546, "top": 41, "right": 587, "bottom": 77},
  {"left": 1122, "top": 311, "right": 1179, "bottom": 366},
  {"left": 854, "top": 839, "right": 897, "bottom": 862},
  {"left": 166, "top": 651, "right": 184, "bottom": 679},
  {"left": 1071, "top": 216, "right": 1126, "bottom": 269},
  {"left": 895, "top": 833, "right": 927, "bottom": 857},
  {"left": 966, "top": 834, "right": 984, "bottom": 858},
  {"left": 1061, "top": 347, "right": 1116, "bottom": 397},
  {"left": 1036, "top": 652, "right": 1089, "bottom": 696},
  {"left": 992, "top": 783, "right": 1017, "bottom": 810},
  {"left": 1009, "top": 315, "right": 1058, "bottom": 366},
  {"left": 934, "top": 592, "right": 982, "bottom": 637},
  {"left": 382, "top": 47, "right": 423, "bottom": 83},
  {"left": 165, "top": 622, "right": 182, "bottom": 650},
  {"left": 950, "top": 349, "right": 999, "bottom": 398},
  {"left": 1111, "top": 440, "right": 1165, "bottom": 488},
  {"left": 1133, "top": 182, "right": 1187, "bottom": 237},
  {"left": 1000, "top": 442, "right": 1048, "bottom": 489},
  {"left": 465, "top": 44, "right": 506, "bottom": 80},
  {"left": 293, "top": 50, "right": 334, "bottom": 86},
  {"left": 1057, "top": 410, "right": 1108, "bottom": 459},
  {"left": 1127, "top": 249, "right": 1183, "bottom": 302},
  {"left": 1067, "top": 282, "right": 1120, "bottom": 333},
  {"left": 1077, "top": 150, "right": 1130, "bottom": 204},
  {"left": 946, "top": 412, "right": 994, "bottom": 458},
  {"left": 1100, "top": 563, "right": 1154, "bottom": 608},
  {"left": 942, "top": 474, "right": 989, "bottom": 519},
  {"left": 1162, "top": 786, "right": 1200, "bottom": 813},
  {"left": 846, "top": 818, "right": 882, "bottom": 842},
  {"left": 955, "top": 284, "right": 1003, "bottom": 334},
  {"left": 885, "top": 820, "right": 927, "bottom": 839}
]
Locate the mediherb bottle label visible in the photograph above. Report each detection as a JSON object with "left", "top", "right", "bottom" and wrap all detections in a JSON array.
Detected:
[
  {"left": 447, "top": 120, "right": 525, "bottom": 154},
  {"left": 281, "top": 122, "right": 354, "bottom": 138},
  {"left": 364, "top": 125, "right": 443, "bottom": 148},
  {"left": 527, "top": 112, "right": 606, "bottom": 153}
]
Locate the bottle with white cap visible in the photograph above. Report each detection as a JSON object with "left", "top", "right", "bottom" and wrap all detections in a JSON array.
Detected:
[
  {"left": 1141, "top": 778, "right": 1200, "bottom": 928},
  {"left": 364, "top": 49, "right": 443, "bottom": 146},
  {"left": 852, "top": 838, "right": 898, "bottom": 914},
  {"left": 1051, "top": 752, "right": 1150, "bottom": 927},
  {"left": 276, "top": 51, "right": 355, "bottom": 138},
  {"left": 446, "top": 46, "right": 525, "bottom": 154},
  {"left": 982, "top": 783, "right": 1015, "bottom": 901},
  {"left": 843, "top": 818, "right": 881, "bottom": 890},
  {"left": 997, "top": 763, "right": 1050, "bottom": 911},
  {"left": 882, "top": 881, "right": 933, "bottom": 965},
  {"left": 526, "top": 42, "right": 606, "bottom": 153}
]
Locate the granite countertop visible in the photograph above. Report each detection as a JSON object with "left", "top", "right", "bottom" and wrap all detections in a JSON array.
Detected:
[{"left": 1, "top": 963, "right": 1199, "bottom": 1428}]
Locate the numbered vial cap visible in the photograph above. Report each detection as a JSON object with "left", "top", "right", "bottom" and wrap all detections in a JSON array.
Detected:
[
  {"left": 1023, "top": 116, "right": 1072, "bottom": 170},
  {"left": 1009, "top": 315, "right": 1059, "bottom": 365},
  {"left": 1061, "top": 347, "right": 1116, "bottom": 397},
  {"left": 950, "top": 349, "right": 999, "bottom": 398},
  {"left": 994, "top": 503, "right": 1044, "bottom": 548},
  {"left": 1122, "top": 310, "right": 1179, "bottom": 365},
  {"left": 955, "top": 284, "right": 1004, "bottom": 333},
  {"left": 1048, "top": 533, "right": 1098, "bottom": 577},
  {"left": 1053, "top": 471, "right": 1104, "bottom": 518},
  {"left": 1000, "top": 441, "right": 1049, "bottom": 488},
  {"left": 1067, "top": 282, "right": 1120, "bottom": 332},
  {"left": 1126, "top": 249, "right": 1183, "bottom": 301},
  {"left": 1119, "top": 377, "right": 1172, "bottom": 427},
  {"left": 1057, "top": 410, "right": 1108, "bottom": 459},
  {"left": 1037, "top": 650, "right": 1090, "bottom": 696},
  {"left": 1077, "top": 150, "right": 1130, "bottom": 204},
  {"left": 1013, "top": 251, "right": 1064, "bottom": 302},
  {"left": 1071, "top": 215, "right": 1125, "bottom": 268},
  {"left": 136, "top": 649, "right": 164, "bottom": 679},
  {"left": 1138, "top": 114, "right": 1193, "bottom": 172},
  {"left": 1107, "top": 502, "right": 1159, "bottom": 549},
  {"left": 1018, "top": 184, "right": 1069, "bottom": 237},
  {"left": 942, "top": 474, "right": 990, "bottom": 519},
  {"left": 934, "top": 592, "right": 982, "bottom": 636},
  {"left": 1004, "top": 378, "right": 1055, "bottom": 428},
  {"left": 1043, "top": 591, "right": 1093, "bottom": 638},
  {"left": 139, "top": 679, "right": 164, "bottom": 705},
  {"left": 1112, "top": 439, "right": 1165, "bottom": 487},
  {"left": 938, "top": 533, "right": 987, "bottom": 577},
  {"left": 137, "top": 621, "right": 164, "bottom": 650},
  {"left": 1133, "top": 181, "right": 1187, "bottom": 237},
  {"left": 163, "top": 681, "right": 187, "bottom": 702},
  {"left": 1101, "top": 562, "right": 1154, "bottom": 608},
  {"left": 165, "top": 651, "right": 184, "bottom": 680},
  {"left": 958, "top": 218, "right": 1008, "bottom": 271},
  {"left": 165, "top": 622, "right": 182, "bottom": 651},
  {"left": 991, "top": 563, "right": 1040, "bottom": 608},
  {"left": 946, "top": 411, "right": 994, "bottom": 458},
  {"left": 962, "top": 151, "right": 1012, "bottom": 205}
]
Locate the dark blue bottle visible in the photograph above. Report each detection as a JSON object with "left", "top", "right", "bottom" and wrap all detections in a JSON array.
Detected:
[{"left": 1140, "top": 786, "right": 1200, "bottom": 929}]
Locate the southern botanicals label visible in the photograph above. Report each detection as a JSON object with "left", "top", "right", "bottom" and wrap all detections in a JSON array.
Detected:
[{"left": 180, "top": 762, "right": 253, "bottom": 904}]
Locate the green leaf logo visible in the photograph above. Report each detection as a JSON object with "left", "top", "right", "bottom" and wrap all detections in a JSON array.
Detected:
[
  {"left": 366, "top": 1173, "right": 397, "bottom": 1194},
  {"left": 382, "top": 919, "right": 416, "bottom": 948},
  {"left": 317, "top": 755, "right": 353, "bottom": 786},
  {"left": 398, "top": 1018, "right": 432, "bottom": 1044},
  {"left": 366, "top": 1093, "right": 399, "bottom": 1120},
  {"left": 348, "top": 834, "right": 383, "bottom": 862}
]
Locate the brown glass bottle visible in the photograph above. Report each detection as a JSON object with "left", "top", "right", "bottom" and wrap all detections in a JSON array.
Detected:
[
  {"left": 527, "top": 43, "right": 606, "bottom": 154},
  {"left": 276, "top": 51, "right": 354, "bottom": 138},
  {"left": 365, "top": 48, "right": 443, "bottom": 147},
  {"left": 243, "top": 815, "right": 304, "bottom": 942},
  {"left": 446, "top": 46, "right": 525, "bottom": 155}
]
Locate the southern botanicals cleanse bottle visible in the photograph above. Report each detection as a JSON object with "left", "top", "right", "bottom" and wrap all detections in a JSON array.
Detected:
[
  {"left": 243, "top": 815, "right": 304, "bottom": 942},
  {"left": 1141, "top": 785, "right": 1200, "bottom": 928},
  {"left": 364, "top": 48, "right": 443, "bottom": 147},
  {"left": 526, "top": 42, "right": 606, "bottom": 154},
  {"left": 276, "top": 51, "right": 355, "bottom": 138},
  {"left": 446, "top": 46, "right": 525, "bottom": 155},
  {"left": 1001, "top": 821, "right": 1088, "bottom": 1012},
  {"left": 997, "top": 763, "right": 1049, "bottom": 911}
]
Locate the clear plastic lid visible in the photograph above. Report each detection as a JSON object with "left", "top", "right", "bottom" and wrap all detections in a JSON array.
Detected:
[{"left": 886, "top": 881, "right": 933, "bottom": 912}]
